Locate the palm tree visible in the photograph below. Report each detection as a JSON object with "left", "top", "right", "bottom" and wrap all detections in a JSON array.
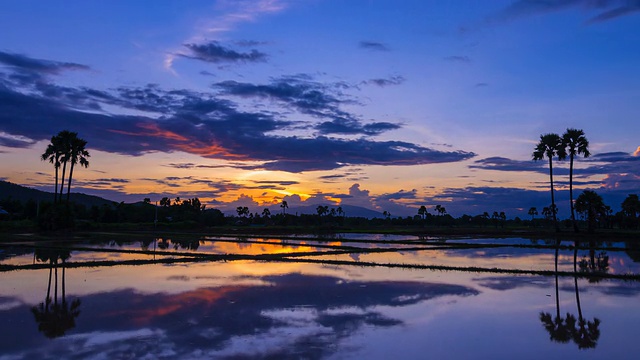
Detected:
[
  {"left": 55, "top": 131, "right": 75, "bottom": 203},
  {"left": 528, "top": 207, "right": 538, "bottom": 227},
  {"left": 65, "top": 134, "right": 90, "bottom": 202},
  {"left": 540, "top": 243, "right": 574, "bottom": 344},
  {"left": 533, "top": 133, "right": 566, "bottom": 232},
  {"left": 280, "top": 200, "right": 288, "bottom": 215},
  {"left": 262, "top": 208, "right": 271, "bottom": 218},
  {"left": 562, "top": 129, "right": 590, "bottom": 232},
  {"left": 41, "top": 136, "right": 63, "bottom": 203},
  {"left": 572, "top": 241, "right": 601, "bottom": 348}
]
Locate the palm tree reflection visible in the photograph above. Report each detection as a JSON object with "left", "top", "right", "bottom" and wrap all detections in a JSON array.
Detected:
[
  {"left": 539, "top": 240, "right": 601, "bottom": 349},
  {"left": 31, "top": 248, "right": 81, "bottom": 338}
]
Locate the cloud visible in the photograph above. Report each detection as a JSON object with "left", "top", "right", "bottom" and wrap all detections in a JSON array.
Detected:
[
  {"left": 315, "top": 118, "right": 401, "bottom": 136},
  {"left": 179, "top": 41, "right": 267, "bottom": 64},
  {"left": 470, "top": 157, "right": 547, "bottom": 173},
  {"left": 359, "top": 41, "right": 390, "bottom": 51},
  {"left": 472, "top": 152, "right": 640, "bottom": 178},
  {"left": 366, "top": 75, "right": 405, "bottom": 87},
  {"left": 377, "top": 189, "right": 418, "bottom": 201},
  {"left": 444, "top": 55, "right": 471, "bottom": 63},
  {"left": 0, "top": 53, "right": 476, "bottom": 173},
  {"left": 0, "top": 51, "right": 89, "bottom": 76},
  {"left": 634, "top": 146, "right": 640, "bottom": 157},
  {"left": 214, "top": 74, "right": 356, "bottom": 120},
  {"left": 493, "top": 0, "right": 640, "bottom": 24}
]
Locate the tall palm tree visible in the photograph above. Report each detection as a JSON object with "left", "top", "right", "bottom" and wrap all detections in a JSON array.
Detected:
[
  {"left": 65, "top": 134, "right": 90, "bottom": 202},
  {"left": 562, "top": 129, "right": 590, "bottom": 232},
  {"left": 41, "top": 136, "right": 63, "bottom": 203},
  {"left": 54, "top": 130, "right": 75, "bottom": 202},
  {"left": 280, "top": 200, "right": 288, "bottom": 215},
  {"left": 533, "top": 133, "right": 566, "bottom": 232}
]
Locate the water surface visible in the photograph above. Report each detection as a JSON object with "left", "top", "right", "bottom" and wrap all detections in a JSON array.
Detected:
[{"left": 1, "top": 234, "right": 638, "bottom": 359}]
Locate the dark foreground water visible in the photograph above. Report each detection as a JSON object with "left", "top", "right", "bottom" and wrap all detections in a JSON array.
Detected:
[{"left": 1, "top": 234, "right": 639, "bottom": 359}]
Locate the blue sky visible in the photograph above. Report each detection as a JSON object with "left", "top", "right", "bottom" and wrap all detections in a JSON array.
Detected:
[{"left": 0, "top": 0, "right": 639, "bottom": 217}]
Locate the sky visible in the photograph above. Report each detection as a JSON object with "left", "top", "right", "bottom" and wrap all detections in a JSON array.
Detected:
[{"left": 0, "top": 0, "right": 639, "bottom": 218}]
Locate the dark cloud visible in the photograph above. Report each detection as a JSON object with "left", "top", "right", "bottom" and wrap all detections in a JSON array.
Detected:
[
  {"left": 377, "top": 189, "right": 418, "bottom": 201},
  {"left": 475, "top": 82, "right": 489, "bottom": 87},
  {"left": 252, "top": 180, "right": 299, "bottom": 186},
  {"left": 216, "top": 75, "right": 402, "bottom": 136},
  {"left": 0, "top": 53, "right": 477, "bottom": 173},
  {"left": 359, "top": 41, "right": 390, "bottom": 51},
  {"left": 366, "top": 75, "right": 405, "bottom": 87},
  {"left": 494, "top": 0, "right": 640, "bottom": 24},
  {"left": 472, "top": 152, "right": 640, "bottom": 179},
  {"left": 180, "top": 41, "right": 267, "bottom": 63},
  {"left": 0, "top": 51, "right": 89, "bottom": 76},
  {"left": 444, "top": 55, "right": 471, "bottom": 63},
  {"left": 316, "top": 118, "right": 401, "bottom": 135},
  {"left": 214, "top": 75, "right": 356, "bottom": 120},
  {"left": 470, "top": 157, "right": 547, "bottom": 173}
]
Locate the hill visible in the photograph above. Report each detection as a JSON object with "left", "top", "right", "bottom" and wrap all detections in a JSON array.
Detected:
[{"left": 0, "top": 181, "right": 114, "bottom": 208}]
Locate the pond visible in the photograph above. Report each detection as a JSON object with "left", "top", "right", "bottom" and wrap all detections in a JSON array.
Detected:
[{"left": 1, "top": 233, "right": 639, "bottom": 359}]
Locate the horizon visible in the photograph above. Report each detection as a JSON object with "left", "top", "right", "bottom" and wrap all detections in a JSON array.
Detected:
[{"left": 1, "top": 1, "right": 639, "bottom": 219}]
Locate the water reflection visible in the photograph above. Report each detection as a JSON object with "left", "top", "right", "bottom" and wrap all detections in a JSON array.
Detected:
[
  {"left": 12, "top": 273, "right": 478, "bottom": 359},
  {"left": 30, "top": 248, "right": 81, "bottom": 339},
  {"left": 539, "top": 241, "right": 601, "bottom": 349}
]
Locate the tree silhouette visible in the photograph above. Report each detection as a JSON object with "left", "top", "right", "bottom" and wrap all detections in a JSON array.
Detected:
[
  {"left": 31, "top": 248, "right": 81, "bottom": 339},
  {"left": 572, "top": 242, "right": 601, "bottom": 348},
  {"left": 262, "top": 208, "right": 271, "bottom": 218},
  {"left": 575, "top": 190, "right": 606, "bottom": 233},
  {"left": 41, "top": 130, "right": 90, "bottom": 204},
  {"left": 533, "top": 133, "right": 566, "bottom": 232},
  {"left": 562, "top": 129, "right": 590, "bottom": 232},
  {"left": 65, "top": 133, "right": 90, "bottom": 202},
  {"left": 280, "top": 200, "right": 288, "bottom": 215},
  {"left": 540, "top": 243, "right": 573, "bottom": 343},
  {"left": 418, "top": 205, "right": 427, "bottom": 220},
  {"left": 316, "top": 205, "right": 329, "bottom": 217},
  {"left": 540, "top": 241, "right": 601, "bottom": 349},
  {"left": 528, "top": 207, "right": 538, "bottom": 227},
  {"left": 40, "top": 135, "right": 64, "bottom": 203},
  {"left": 621, "top": 194, "right": 640, "bottom": 229}
]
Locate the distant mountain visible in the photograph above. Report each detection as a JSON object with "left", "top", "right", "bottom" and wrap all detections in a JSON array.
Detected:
[{"left": 0, "top": 181, "right": 115, "bottom": 208}]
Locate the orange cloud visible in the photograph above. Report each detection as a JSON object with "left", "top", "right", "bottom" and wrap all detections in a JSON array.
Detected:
[{"left": 634, "top": 146, "right": 640, "bottom": 157}]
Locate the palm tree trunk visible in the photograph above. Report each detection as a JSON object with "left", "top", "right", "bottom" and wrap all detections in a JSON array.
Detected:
[
  {"left": 59, "top": 161, "right": 67, "bottom": 203},
  {"left": 569, "top": 154, "right": 578, "bottom": 232},
  {"left": 66, "top": 162, "right": 75, "bottom": 203},
  {"left": 54, "top": 260, "right": 59, "bottom": 306},
  {"left": 549, "top": 158, "right": 559, "bottom": 232},
  {"left": 554, "top": 243, "right": 560, "bottom": 319},
  {"left": 46, "top": 262, "right": 53, "bottom": 306},
  {"left": 574, "top": 242, "right": 583, "bottom": 321},
  {"left": 54, "top": 161, "right": 59, "bottom": 204},
  {"left": 62, "top": 259, "right": 66, "bottom": 306}
]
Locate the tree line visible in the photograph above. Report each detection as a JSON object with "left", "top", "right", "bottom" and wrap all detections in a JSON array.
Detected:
[{"left": 2, "top": 128, "right": 639, "bottom": 231}]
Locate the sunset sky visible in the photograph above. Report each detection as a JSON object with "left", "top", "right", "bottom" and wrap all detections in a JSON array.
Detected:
[{"left": 1, "top": 0, "right": 639, "bottom": 217}]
